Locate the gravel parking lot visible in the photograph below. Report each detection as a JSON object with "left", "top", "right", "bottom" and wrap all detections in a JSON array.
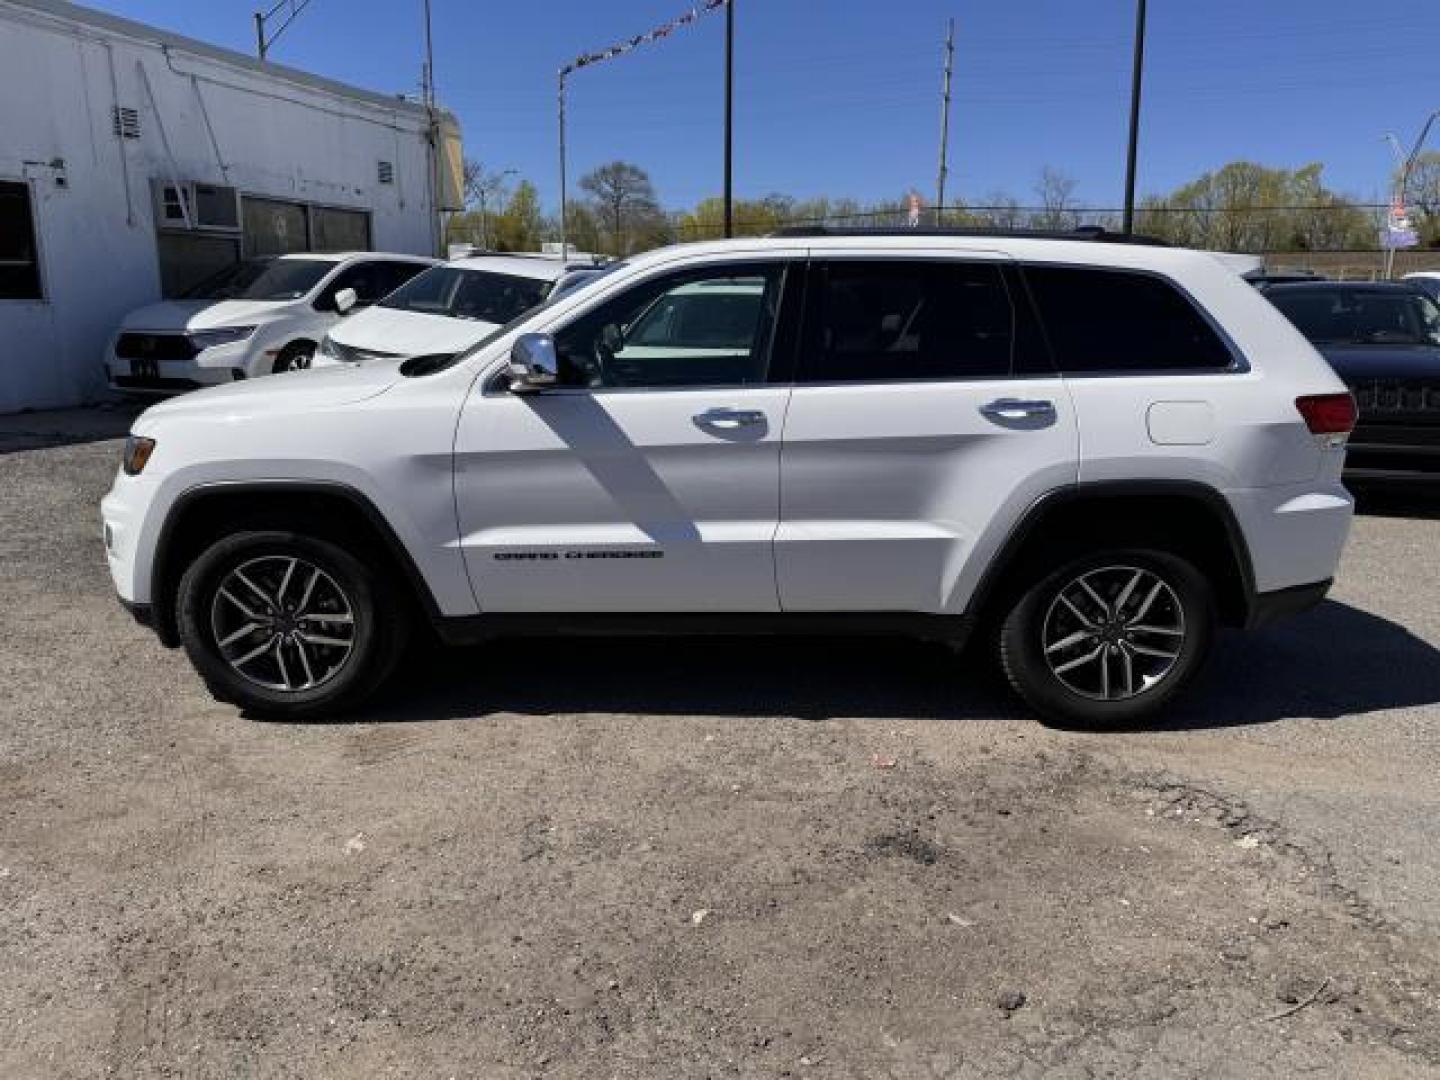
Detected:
[{"left": 2, "top": 409, "right": 1438, "bottom": 1079}]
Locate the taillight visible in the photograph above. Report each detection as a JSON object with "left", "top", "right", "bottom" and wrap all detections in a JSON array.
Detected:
[{"left": 1295, "top": 393, "right": 1357, "bottom": 435}]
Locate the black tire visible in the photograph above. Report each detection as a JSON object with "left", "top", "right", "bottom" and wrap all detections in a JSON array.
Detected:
[
  {"left": 176, "top": 530, "right": 408, "bottom": 719},
  {"left": 272, "top": 341, "right": 315, "bottom": 373},
  {"left": 998, "top": 548, "right": 1215, "bottom": 729}
]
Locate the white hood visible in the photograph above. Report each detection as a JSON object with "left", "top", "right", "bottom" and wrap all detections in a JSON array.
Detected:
[
  {"left": 120, "top": 299, "right": 291, "bottom": 332},
  {"left": 135, "top": 357, "right": 405, "bottom": 428},
  {"left": 328, "top": 305, "right": 496, "bottom": 357}
]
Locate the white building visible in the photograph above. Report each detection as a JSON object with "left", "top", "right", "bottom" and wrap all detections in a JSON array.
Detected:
[{"left": 0, "top": 0, "right": 462, "bottom": 413}]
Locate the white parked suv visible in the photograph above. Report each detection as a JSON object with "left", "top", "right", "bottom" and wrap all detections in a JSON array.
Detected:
[
  {"left": 313, "top": 254, "right": 576, "bottom": 367},
  {"left": 105, "top": 251, "right": 435, "bottom": 393},
  {"left": 102, "top": 229, "right": 1357, "bottom": 726}
]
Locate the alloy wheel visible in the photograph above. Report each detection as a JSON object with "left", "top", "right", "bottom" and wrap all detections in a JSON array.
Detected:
[
  {"left": 209, "top": 555, "right": 356, "bottom": 692},
  {"left": 1041, "top": 565, "right": 1186, "bottom": 701}
]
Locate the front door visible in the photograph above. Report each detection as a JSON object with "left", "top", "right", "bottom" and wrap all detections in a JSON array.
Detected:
[
  {"left": 454, "top": 256, "right": 798, "bottom": 612},
  {"left": 775, "top": 253, "right": 1080, "bottom": 613}
]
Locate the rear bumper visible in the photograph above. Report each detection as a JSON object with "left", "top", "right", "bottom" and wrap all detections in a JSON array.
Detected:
[{"left": 1245, "top": 578, "right": 1331, "bottom": 629}]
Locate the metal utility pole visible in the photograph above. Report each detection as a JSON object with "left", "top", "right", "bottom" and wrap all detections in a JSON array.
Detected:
[
  {"left": 421, "top": 0, "right": 444, "bottom": 256},
  {"left": 723, "top": 0, "right": 735, "bottom": 238},
  {"left": 1121, "top": 0, "right": 1148, "bottom": 234},
  {"left": 935, "top": 18, "right": 954, "bottom": 227}
]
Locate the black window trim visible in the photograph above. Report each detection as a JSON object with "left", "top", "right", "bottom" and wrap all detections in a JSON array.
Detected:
[
  {"left": 0, "top": 177, "right": 45, "bottom": 303},
  {"left": 491, "top": 257, "right": 800, "bottom": 396},
  {"left": 1015, "top": 260, "right": 1250, "bottom": 379},
  {"left": 788, "top": 254, "right": 1058, "bottom": 389}
]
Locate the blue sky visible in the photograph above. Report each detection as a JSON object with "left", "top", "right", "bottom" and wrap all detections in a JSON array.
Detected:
[{"left": 87, "top": 0, "right": 1439, "bottom": 212}]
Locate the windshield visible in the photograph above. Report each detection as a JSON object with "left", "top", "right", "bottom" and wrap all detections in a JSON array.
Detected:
[
  {"left": 1271, "top": 288, "right": 1440, "bottom": 347},
  {"left": 379, "top": 266, "right": 550, "bottom": 323},
  {"left": 183, "top": 258, "right": 333, "bottom": 301}
]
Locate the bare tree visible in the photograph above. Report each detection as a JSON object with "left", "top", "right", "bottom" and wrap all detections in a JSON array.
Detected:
[
  {"left": 1033, "top": 167, "right": 1079, "bottom": 230},
  {"left": 579, "top": 161, "right": 662, "bottom": 255}
]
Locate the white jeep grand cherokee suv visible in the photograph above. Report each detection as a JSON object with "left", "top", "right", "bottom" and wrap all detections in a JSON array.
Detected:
[{"left": 102, "top": 229, "right": 1357, "bottom": 726}]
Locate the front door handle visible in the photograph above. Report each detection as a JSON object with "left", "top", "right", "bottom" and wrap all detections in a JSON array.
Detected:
[
  {"left": 694, "top": 407, "right": 766, "bottom": 429},
  {"left": 980, "top": 398, "right": 1056, "bottom": 422}
]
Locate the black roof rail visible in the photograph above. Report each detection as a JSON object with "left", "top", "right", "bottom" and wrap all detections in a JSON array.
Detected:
[{"left": 767, "top": 225, "right": 1170, "bottom": 246}]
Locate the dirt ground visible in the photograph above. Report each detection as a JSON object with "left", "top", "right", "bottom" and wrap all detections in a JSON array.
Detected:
[{"left": 2, "top": 411, "right": 1438, "bottom": 1079}]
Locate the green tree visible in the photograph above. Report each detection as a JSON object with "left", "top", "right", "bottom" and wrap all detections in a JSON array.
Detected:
[
  {"left": 1136, "top": 162, "right": 1371, "bottom": 252},
  {"left": 579, "top": 161, "right": 664, "bottom": 255},
  {"left": 491, "top": 181, "right": 544, "bottom": 252}
]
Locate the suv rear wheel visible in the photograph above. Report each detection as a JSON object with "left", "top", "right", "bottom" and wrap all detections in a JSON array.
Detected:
[
  {"left": 176, "top": 530, "right": 408, "bottom": 718},
  {"left": 998, "top": 549, "right": 1215, "bottom": 728}
]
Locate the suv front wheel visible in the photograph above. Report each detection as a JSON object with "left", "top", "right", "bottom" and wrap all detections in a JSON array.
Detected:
[
  {"left": 999, "top": 549, "right": 1216, "bottom": 728},
  {"left": 176, "top": 530, "right": 408, "bottom": 718}
]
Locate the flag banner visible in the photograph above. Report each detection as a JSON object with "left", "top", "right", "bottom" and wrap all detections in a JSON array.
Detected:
[{"left": 561, "top": 0, "right": 730, "bottom": 81}]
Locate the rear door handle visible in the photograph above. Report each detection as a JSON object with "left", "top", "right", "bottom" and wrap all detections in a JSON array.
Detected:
[
  {"left": 694, "top": 407, "right": 766, "bottom": 428},
  {"left": 980, "top": 398, "right": 1056, "bottom": 422}
]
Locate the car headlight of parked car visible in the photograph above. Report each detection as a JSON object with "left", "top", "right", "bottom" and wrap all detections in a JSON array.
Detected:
[
  {"left": 188, "top": 326, "right": 257, "bottom": 350},
  {"left": 122, "top": 435, "right": 156, "bottom": 476}
]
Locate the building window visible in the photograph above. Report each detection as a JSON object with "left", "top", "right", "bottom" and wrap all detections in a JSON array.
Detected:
[
  {"left": 241, "top": 196, "right": 310, "bottom": 257},
  {"left": 311, "top": 206, "right": 371, "bottom": 252},
  {"left": 157, "top": 232, "right": 242, "bottom": 299},
  {"left": 377, "top": 160, "right": 395, "bottom": 185},
  {"left": 0, "top": 181, "right": 43, "bottom": 300}
]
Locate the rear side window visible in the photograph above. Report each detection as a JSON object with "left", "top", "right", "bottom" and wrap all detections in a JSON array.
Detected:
[
  {"left": 1024, "top": 266, "right": 1234, "bottom": 373},
  {"left": 800, "top": 260, "right": 1015, "bottom": 382}
]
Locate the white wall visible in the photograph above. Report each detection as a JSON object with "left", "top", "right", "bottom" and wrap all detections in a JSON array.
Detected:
[{"left": 0, "top": 1, "right": 446, "bottom": 413}]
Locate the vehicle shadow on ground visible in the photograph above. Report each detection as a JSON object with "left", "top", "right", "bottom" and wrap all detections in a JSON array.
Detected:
[
  {"left": 0, "top": 403, "right": 143, "bottom": 454},
  {"left": 1352, "top": 486, "right": 1440, "bottom": 521},
  {"left": 341, "top": 599, "right": 1440, "bottom": 731}
]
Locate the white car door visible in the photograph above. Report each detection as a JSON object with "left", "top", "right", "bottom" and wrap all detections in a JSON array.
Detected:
[
  {"left": 453, "top": 254, "right": 801, "bottom": 612},
  {"left": 775, "top": 252, "right": 1080, "bottom": 613}
]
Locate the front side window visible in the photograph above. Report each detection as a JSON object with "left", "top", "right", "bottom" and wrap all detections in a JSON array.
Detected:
[
  {"left": 184, "top": 257, "right": 332, "bottom": 301},
  {"left": 0, "top": 180, "right": 42, "bottom": 300},
  {"left": 1024, "top": 265, "right": 1234, "bottom": 373},
  {"left": 380, "top": 266, "right": 551, "bottom": 324},
  {"left": 1269, "top": 287, "right": 1440, "bottom": 347},
  {"left": 799, "top": 260, "right": 1015, "bottom": 382},
  {"left": 553, "top": 264, "right": 784, "bottom": 389}
]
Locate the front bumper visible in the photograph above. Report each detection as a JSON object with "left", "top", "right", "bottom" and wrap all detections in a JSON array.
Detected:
[{"left": 106, "top": 337, "right": 254, "bottom": 395}]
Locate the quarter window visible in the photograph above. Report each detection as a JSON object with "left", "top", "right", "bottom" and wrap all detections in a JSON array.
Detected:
[
  {"left": 1024, "top": 265, "right": 1234, "bottom": 373},
  {"left": 0, "top": 181, "right": 42, "bottom": 300},
  {"left": 799, "top": 260, "right": 1016, "bottom": 383},
  {"left": 553, "top": 264, "right": 785, "bottom": 389}
]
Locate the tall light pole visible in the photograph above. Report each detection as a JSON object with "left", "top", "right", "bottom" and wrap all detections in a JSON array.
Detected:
[
  {"left": 1121, "top": 0, "right": 1148, "bottom": 234},
  {"left": 723, "top": 0, "right": 735, "bottom": 238}
]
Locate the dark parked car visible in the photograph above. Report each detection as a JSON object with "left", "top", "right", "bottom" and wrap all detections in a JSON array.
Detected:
[
  {"left": 1267, "top": 282, "right": 1440, "bottom": 484},
  {"left": 1244, "top": 269, "right": 1328, "bottom": 291}
]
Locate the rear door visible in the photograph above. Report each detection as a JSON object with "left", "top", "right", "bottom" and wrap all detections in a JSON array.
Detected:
[{"left": 775, "top": 252, "right": 1079, "bottom": 613}]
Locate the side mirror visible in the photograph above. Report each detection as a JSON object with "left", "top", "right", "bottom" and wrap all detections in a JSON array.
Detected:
[
  {"left": 599, "top": 322, "right": 624, "bottom": 355},
  {"left": 333, "top": 287, "right": 358, "bottom": 315},
  {"left": 508, "top": 333, "right": 559, "bottom": 393}
]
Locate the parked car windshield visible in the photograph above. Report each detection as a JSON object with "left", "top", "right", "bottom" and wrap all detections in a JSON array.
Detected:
[
  {"left": 1270, "top": 287, "right": 1440, "bottom": 346},
  {"left": 183, "top": 258, "right": 334, "bottom": 301},
  {"left": 379, "top": 266, "right": 551, "bottom": 323}
]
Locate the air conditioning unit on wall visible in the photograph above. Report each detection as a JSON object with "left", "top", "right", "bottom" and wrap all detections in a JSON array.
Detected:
[{"left": 150, "top": 179, "right": 241, "bottom": 232}]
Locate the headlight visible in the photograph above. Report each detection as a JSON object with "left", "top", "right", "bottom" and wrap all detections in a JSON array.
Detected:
[
  {"left": 188, "top": 325, "right": 257, "bottom": 350},
  {"left": 122, "top": 435, "right": 156, "bottom": 476}
]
